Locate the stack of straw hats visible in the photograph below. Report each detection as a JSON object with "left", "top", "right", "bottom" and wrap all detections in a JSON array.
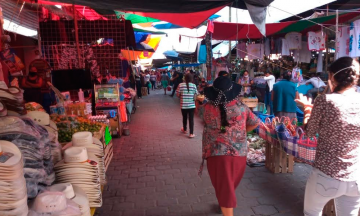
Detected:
[
  {"left": 0, "top": 140, "right": 28, "bottom": 216},
  {"left": 70, "top": 132, "right": 106, "bottom": 184},
  {"left": 54, "top": 146, "right": 102, "bottom": 207}
]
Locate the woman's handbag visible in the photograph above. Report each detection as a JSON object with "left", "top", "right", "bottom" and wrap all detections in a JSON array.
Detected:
[
  {"left": 297, "top": 132, "right": 317, "bottom": 165},
  {"left": 167, "top": 86, "right": 172, "bottom": 91}
]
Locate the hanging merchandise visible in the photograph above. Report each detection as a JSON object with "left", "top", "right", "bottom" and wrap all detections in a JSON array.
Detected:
[
  {"left": 336, "top": 26, "right": 350, "bottom": 59},
  {"left": 307, "top": 31, "right": 326, "bottom": 51},
  {"left": 0, "top": 36, "right": 25, "bottom": 77},
  {"left": 236, "top": 42, "right": 247, "bottom": 59},
  {"left": 281, "top": 39, "right": 290, "bottom": 56},
  {"left": 270, "top": 38, "right": 282, "bottom": 55},
  {"left": 198, "top": 40, "right": 207, "bottom": 64},
  {"left": 349, "top": 20, "right": 360, "bottom": 58},
  {"left": 317, "top": 50, "right": 323, "bottom": 72},
  {"left": 285, "top": 32, "right": 302, "bottom": 50},
  {"left": 293, "top": 42, "right": 311, "bottom": 63},
  {"left": 291, "top": 67, "right": 303, "bottom": 83},
  {"left": 247, "top": 44, "right": 264, "bottom": 60},
  {"left": 264, "top": 38, "right": 270, "bottom": 56}
]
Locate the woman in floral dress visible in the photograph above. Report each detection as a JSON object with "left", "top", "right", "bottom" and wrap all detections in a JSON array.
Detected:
[{"left": 199, "top": 76, "right": 259, "bottom": 216}]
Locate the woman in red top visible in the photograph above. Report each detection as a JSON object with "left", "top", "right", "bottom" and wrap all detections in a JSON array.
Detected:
[{"left": 199, "top": 75, "right": 259, "bottom": 216}]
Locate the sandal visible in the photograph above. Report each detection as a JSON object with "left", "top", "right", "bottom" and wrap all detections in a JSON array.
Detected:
[
  {"left": 181, "top": 128, "right": 187, "bottom": 134},
  {"left": 189, "top": 134, "right": 196, "bottom": 138}
]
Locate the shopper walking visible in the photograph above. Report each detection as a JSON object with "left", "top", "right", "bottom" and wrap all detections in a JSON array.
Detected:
[
  {"left": 150, "top": 72, "right": 157, "bottom": 91},
  {"left": 263, "top": 71, "right": 275, "bottom": 115},
  {"left": 170, "top": 70, "right": 183, "bottom": 97},
  {"left": 176, "top": 73, "right": 197, "bottom": 138},
  {"left": 135, "top": 74, "right": 142, "bottom": 99},
  {"left": 144, "top": 71, "right": 151, "bottom": 94},
  {"left": 296, "top": 57, "right": 360, "bottom": 216},
  {"left": 199, "top": 76, "right": 259, "bottom": 216},
  {"left": 161, "top": 71, "right": 170, "bottom": 95},
  {"left": 272, "top": 71, "right": 299, "bottom": 119}
]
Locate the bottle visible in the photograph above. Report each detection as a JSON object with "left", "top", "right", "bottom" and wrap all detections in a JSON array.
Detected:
[{"left": 78, "top": 89, "right": 85, "bottom": 102}]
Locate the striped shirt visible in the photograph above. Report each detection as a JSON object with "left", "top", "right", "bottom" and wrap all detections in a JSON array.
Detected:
[{"left": 176, "top": 83, "right": 197, "bottom": 109}]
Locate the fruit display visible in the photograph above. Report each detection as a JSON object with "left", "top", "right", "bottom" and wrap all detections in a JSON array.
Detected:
[{"left": 51, "top": 115, "right": 105, "bottom": 143}]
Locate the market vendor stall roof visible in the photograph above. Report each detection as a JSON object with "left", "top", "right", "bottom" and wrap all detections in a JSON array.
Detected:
[
  {"left": 211, "top": 11, "right": 360, "bottom": 40},
  {"left": 25, "top": 0, "right": 273, "bottom": 13}
]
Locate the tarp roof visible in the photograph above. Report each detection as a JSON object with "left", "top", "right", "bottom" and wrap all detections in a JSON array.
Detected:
[
  {"left": 122, "top": 6, "right": 226, "bottom": 29},
  {"left": 211, "top": 11, "right": 360, "bottom": 40},
  {"left": 26, "top": 0, "right": 273, "bottom": 13}
]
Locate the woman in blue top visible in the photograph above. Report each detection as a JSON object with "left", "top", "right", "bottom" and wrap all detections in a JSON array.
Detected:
[{"left": 272, "top": 71, "right": 299, "bottom": 119}]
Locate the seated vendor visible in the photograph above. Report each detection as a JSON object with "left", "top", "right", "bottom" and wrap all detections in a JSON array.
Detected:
[
  {"left": 305, "top": 72, "right": 326, "bottom": 100},
  {"left": 22, "top": 67, "right": 43, "bottom": 104}
]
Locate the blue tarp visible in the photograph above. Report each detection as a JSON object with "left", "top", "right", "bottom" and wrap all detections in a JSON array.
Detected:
[
  {"left": 134, "top": 32, "right": 150, "bottom": 44},
  {"left": 297, "top": 83, "right": 314, "bottom": 95},
  {"left": 172, "top": 63, "right": 202, "bottom": 67}
]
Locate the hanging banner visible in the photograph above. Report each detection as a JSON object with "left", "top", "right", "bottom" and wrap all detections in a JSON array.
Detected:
[
  {"left": 336, "top": 26, "right": 350, "bottom": 59},
  {"left": 349, "top": 20, "right": 360, "bottom": 58}
]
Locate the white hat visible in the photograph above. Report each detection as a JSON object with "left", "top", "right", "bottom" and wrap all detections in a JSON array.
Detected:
[
  {"left": 0, "top": 140, "right": 23, "bottom": 168},
  {"left": 30, "top": 191, "right": 81, "bottom": 216},
  {"left": 64, "top": 147, "right": 89, "bottom": 163},
  {"left": 0, "top": 101, "right": 7, "bottom": 117},
  {"left": 48, "top": 184, "right": 90, "bottom": 216},
  {"left": 24, "top": 111, "right": 50, "bottom": 126},
  {"left": 72, "top": 132, "right": 93, "bottom": 146}
]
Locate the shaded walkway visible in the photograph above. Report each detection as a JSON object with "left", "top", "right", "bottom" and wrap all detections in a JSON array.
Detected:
[{"left": 96, "top": 90, "right": 311, "bottom": 216}]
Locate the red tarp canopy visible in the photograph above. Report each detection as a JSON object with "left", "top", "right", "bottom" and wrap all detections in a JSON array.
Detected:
[
  {"left": 124, "top": 6, "right": 226, "bottom": 29},
  {"left": 212, "top": 21, "right": 294, "bottom": 40}
]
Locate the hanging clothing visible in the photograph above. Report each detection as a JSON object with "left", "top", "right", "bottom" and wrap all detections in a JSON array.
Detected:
[
  {"left": 198, "top": 40, "right": 207, "bottom": 63},
  {"left": 349, "top": 20, "right": 360, "bottom": 58},
  {"left": 307, "top": 31, "right": 326, "bottom": 51},
  {"left": 285, "top": 32, "right": 302, "bottom": 50},
  {"left": 270, "top": 38, "right": 282, "bottom": 54},
  {"left": 236, "top": 42, "right": 247, "bottom": 59},
  {"left": 317, "top": 51, "right": 323, "bottom": 72},
  {"left": 264, "top": 38, "right": 270, "bottom": 56},
  {"left": 336, "top": 26, "right": 350, "bottom": 59},
  {"left": 293, "top": 42, "right": 311, "bottom": 63},
  {"left": 247, "top": 44, "right": 264, "bottom": 60},
  {"left": 281, "top": 39, "right": 290, "bottom": 56}
]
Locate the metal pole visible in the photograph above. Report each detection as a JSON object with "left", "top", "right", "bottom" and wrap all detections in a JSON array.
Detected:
[
  {"left": 228, "top": 6, "right": 232, "bottom": 63},
  {"left": 324, "top": 4, "right": 329, "bottom": 73},
  {"left": 73, "top": 5, "right": 81, "bottom": 66},
  {"left": 335, "top": 9, "right": 339, "bottom": 60}
]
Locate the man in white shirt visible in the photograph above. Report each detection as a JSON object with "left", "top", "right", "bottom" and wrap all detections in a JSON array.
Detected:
[
  {"left": 305, "top": 72, "right": 326, "bottom": 100},
  {"left": 264, "top": 71, "right": 276, "bottom": 115}
]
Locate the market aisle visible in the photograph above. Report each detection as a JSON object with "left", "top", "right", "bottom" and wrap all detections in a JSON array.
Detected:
[{"left": 95, "top": 89, "right": 311, "bottom": 216}]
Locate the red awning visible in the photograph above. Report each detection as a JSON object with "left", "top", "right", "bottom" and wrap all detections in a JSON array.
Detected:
[
  {"left": 212, "top": 21, "right": 294, "bottom": 40},
  {"left": 124, "top": 5, "right": 226, "bottom": 29}
]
